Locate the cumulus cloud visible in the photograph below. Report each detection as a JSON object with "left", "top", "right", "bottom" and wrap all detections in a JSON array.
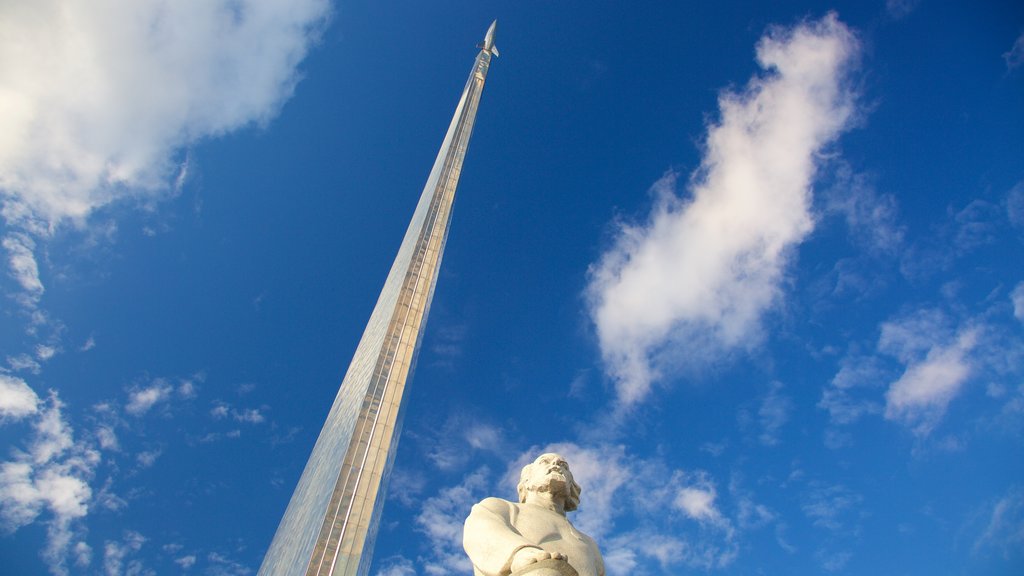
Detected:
[
  {"left": 0, "top": 0, "right": 331, "bottom": 311},
  {"left": 0, "top": 374, "right": 41, "bottom": 420},
  {"left": 879, "top": 310, "right": 980, "bottom": 436},
  {"left": 587, "top": 14, "right": 859, "bottom": 406},
  {"left": 0, "top": 392, "right": 99, "bottom": 575},
  {"left": 125, "top": 381, "right": 173, "bottom": 416}
]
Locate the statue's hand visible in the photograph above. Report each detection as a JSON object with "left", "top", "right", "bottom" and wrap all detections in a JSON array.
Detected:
[{"left": 510, "top": 547, "right": 567, "bottom": 572}]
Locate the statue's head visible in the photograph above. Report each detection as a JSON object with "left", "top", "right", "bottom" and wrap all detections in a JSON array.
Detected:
[{"left": 517, "top": 453, "right": 582, "bottom": 512}]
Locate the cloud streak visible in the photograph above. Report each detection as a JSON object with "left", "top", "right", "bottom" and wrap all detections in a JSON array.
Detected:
[{"left": 587, "top": 14, "right": 860, "bottom": 407}]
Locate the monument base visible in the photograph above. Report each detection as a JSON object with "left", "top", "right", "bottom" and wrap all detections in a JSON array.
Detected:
[{"left": 510, "top": 558, "right": 580, "bottom": 576}]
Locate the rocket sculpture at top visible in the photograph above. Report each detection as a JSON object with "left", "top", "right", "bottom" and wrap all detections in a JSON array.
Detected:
[{"left": 258, "top": 21, "right": 499, "bottom": 576}]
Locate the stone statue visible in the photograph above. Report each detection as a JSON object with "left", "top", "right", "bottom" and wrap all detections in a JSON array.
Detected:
[{"left": 463, "top": 453, "right": 605, "bottom": 576}]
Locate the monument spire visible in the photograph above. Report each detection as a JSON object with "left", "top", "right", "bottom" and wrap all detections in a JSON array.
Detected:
[{"left": 259, "top": 21, "right": 498, "bottom": 576}]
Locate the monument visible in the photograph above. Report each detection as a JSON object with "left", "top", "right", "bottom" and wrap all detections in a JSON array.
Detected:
[
  {"left": 464, "top": 453, "right": 606, "bottom": 576},
  {"left": 258, "top": 21, "right": 499, "bottom": 576}
]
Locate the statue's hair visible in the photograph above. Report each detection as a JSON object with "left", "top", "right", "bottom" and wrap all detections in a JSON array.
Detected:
[{"left": 517, "top": 456, "right": 582, "bottom": 512}]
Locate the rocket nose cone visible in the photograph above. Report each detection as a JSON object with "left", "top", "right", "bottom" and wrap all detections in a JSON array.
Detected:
[{"left": 484, "top": 19, "right": 497, "bottom": 48}]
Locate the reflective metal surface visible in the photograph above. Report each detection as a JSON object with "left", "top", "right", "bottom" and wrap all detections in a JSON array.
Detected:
[{"left": 258, "top": 22, "right": 498, "bottom": 576}]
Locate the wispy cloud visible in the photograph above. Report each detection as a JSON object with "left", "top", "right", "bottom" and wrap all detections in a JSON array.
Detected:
[
  {"left": 879, "top": 309, "right": 980, "bottom": 436},
  {"left": 2, "top": 232, "right": 44, "bottom": 308},
  {"left": 423, "top": 416, "right": 508, "bottom": 471},
  {"left": 885, "top": 0, "right": 919, "bottom": 20},
  {"left": 801, "top": 483, "right": 863, "bottom": 532},
  {"left": 1004, "top": 33, "right": 1024, "bottom": 70},
  {"left": 1012, "top": 282, "right": 1024, "bottom": 323},
  {"left": 823, "top": 168, "right": 905, "bottom": 258},
  {"left": 818, "top": 354, "right": 889, "bottom": 450},
  {"left": 102, "top": 531, "right": 147, "bottom": 576},
  {"left": 758, "top": 381, "right": 792, "bottom": 446},
  {"left": 587, "top": 14, "right": 860, "bottom": 407},
  {"left": 973, "top": 486, "right": 1024, "bottom": 559},
  {"left": 415, "top": 467, "right": 489, "bottom": 575}
]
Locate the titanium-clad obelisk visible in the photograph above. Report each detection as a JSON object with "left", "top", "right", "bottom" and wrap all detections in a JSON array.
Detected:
[{"left": 258, "top": 21, "right": 499, "bottom": 576}]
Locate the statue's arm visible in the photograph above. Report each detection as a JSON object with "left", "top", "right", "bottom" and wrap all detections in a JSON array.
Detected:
[{"left": 463, "top": 498, "right": 540, "bottom": 576}]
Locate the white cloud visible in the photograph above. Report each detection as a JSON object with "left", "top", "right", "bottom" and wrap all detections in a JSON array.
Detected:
[
  {"left": 178, "top": 379, "right": 198, "bottom": 399},
  {"left": 80, "top": 336, "right": 96, "bottom": 352},
  {"left": 587, "top": 14, "right": 859, "bottom": 406},
  {"left": 232, "top": 407, "right": 265, "bottom": 424},
  {"left": 0, "top": 392, "right": 99, "bottom": 575},
  {"left": 135, "top": 449, "right": 161, "bottom": 468},
  {"left": 36, "top": 344, "right": 57, "bottom": 361},
  {"left": 175, "top": 554, "right": 198, "bottom": 569},
  {"left": 0, "top": 0, "right": 332, "bottom": 228},
  {"left": 1012, "top": 282, "right": 1024, "bottom": 322},
  {"left": 881, "top": 314, "right": 979, "bottom": 436},
  {"left": 1004, "top": 34, "right": 1024, "bottom": 70},
  {"left": 676, "top": 486, "right": 720, "bottom": 522},
  {"left": 0, "top": 0, "right": 331, "bottom": 330},
  {"left": 0, "top": 374, "right": 41, "bottom": 420},
  {"left": 125, "top": 381, "right": 173, "bottom": 416},
  {"left": 74, "top": 541, "right": 92, "bottom": 568}
]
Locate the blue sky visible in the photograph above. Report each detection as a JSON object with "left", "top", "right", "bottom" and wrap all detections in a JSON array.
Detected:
[{"left": 1, "top": 1, "right": 1023, "bottom": 575}]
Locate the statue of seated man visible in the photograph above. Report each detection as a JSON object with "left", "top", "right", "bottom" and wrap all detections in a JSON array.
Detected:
[{"left": 463, "top": 453, "right": 605, "bottom": 576}]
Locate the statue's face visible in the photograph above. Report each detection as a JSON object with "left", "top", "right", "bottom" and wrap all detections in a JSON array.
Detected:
[{"left": 528, "top": 453, "right": 573, "bottom": 494}]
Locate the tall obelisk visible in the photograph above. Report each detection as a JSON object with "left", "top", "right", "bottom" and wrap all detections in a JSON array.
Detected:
[{"left": 258, "top": 21, "right": 499, "bottom": 576}]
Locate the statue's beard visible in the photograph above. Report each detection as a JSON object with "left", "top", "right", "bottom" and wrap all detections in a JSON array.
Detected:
[{"left": 528, "top": 471, "right": 568, "bottom": 496}]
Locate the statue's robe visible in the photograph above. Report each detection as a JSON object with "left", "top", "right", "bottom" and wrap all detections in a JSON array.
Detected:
[{"left": 463, "top": 498, "right": 604, "bottom": 576}]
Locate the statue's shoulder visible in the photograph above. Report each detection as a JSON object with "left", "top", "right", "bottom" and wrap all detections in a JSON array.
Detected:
[{"left": 474, "top": 496, "right": 516, "bottom": 513}]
